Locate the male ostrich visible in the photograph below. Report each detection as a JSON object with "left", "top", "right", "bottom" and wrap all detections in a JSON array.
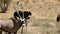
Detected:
[{"left": 0, "top": 11, "right": 32, "bottom": 34}]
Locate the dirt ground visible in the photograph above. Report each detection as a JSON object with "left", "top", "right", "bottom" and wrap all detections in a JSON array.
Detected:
[{"left": 0, "top": 0, "right": 60, "bottom": 34}]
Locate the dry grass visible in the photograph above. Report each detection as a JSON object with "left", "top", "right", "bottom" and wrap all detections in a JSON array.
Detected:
[{"left": 0, "top": 0, "right": 60, "bottom": 34}]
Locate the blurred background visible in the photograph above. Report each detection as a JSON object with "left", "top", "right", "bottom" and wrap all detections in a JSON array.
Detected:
[{"left": 0, "top": 0, "right": 60, "bottom": 34}]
